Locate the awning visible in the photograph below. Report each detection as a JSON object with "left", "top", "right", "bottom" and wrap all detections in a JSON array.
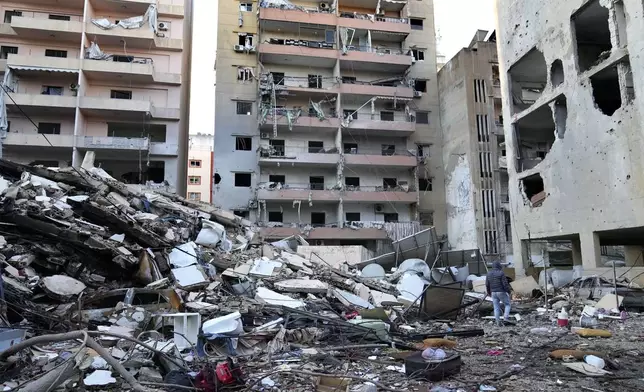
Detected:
[{"left": 8, "top": 65, "right": 78, "bottom": 74}]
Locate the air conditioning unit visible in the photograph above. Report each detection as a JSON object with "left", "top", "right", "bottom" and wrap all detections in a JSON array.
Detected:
[
  {"left": 234, "top": 45, "right": 245, "bottom": 52},
  {"left": 319, "top": 2, "right": 330, "bottom": 10},
  {"left": 374, "top": 204, "right": 385, "bottom": 213},
  {"left": 157, "top": 22, "right": 169, "bottom": 31},
  {"left": 260, "top": 132, "right": 271, "bottom": 139},
  {"left": 414, "top": 91, "right": 422, "bottom": 98}
]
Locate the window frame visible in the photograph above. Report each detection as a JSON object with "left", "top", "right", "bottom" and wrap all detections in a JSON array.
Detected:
[
  {"left": 188, "top": 192, "right": 201, "bottom": 201},
  {"left": 235, "top": 136, "right": 252, "bottom": 151},
  {"left": 189, "top": 160, "right": 202, "bottom": 168},
  {"left": 234, "top": 172, "right": 252, "bottom": 187},
  {"left": 110, "top": 90, "right": 133, "bottom": 99},
  {"left": 188, "top": 176, "right": 201, "bottom": 185},
  {"left": 236, "top": 101, "right": 253, "bottom": 115},
  {"left": 45, "top": 49, "right": 67, "bottom": 58}
]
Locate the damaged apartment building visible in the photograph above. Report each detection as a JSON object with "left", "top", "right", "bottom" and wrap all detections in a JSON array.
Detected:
[
  {"left": 214, "top": 0, "right": 446, "bottom": 247},
  {"left": 497, "top": 0, "right": 644, "bottom": 275},
  {"left": 0, "top": 0, "right": 192, "bottom": 193},
  {"left": 438, "top": 30, "right": 511, "bottom": 263}
]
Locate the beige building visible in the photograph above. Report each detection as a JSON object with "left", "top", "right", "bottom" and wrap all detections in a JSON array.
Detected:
[
  {"left": 0, "top": 0, "right": 192, "bottom": 193},
  {"left": 214, "top": 0, "right": 446, "bottom": 244},
  {"left": 497, "top": 0, "right": 644, "bottom": 276},
  {"left": 187, "top": 133, "right": 213, "bottom": 203}
]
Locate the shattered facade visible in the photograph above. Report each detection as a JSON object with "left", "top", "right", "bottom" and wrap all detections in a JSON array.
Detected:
[
  {"left": 0, "top": 0, "right": 192, "bottom": 193},
  {"left": 214, "top": 0, "right": 447, "bottom": 243},
  {"left": 439, "top": 30, "right": 511, "bottom": 262},
  {"left": 497, "top": 0, "right": 644, "bottom": 276}
]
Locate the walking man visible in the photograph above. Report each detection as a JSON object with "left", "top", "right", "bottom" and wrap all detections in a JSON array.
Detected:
[{"left": 486, "top": 261, "right": 512, "bottom": 326}]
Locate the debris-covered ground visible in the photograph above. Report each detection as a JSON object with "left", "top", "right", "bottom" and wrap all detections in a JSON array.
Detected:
[{"left": 0, "top": 156, "right": 643, "bottom": 392}]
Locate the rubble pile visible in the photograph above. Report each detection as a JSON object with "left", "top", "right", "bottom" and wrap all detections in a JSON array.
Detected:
[{"left": 1, "top": 157, "right": 644, "bottom": 391}]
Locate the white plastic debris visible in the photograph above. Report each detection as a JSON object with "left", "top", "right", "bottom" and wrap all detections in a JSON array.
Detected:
[
  {"left": 171, "top": 265, "right": 208, "bottom": 288},
  {"left": 261, "top": 377, "right": 276, "bottom": 387},
  {"left": 361, "top": 264, "right": 386, "bottom": 279},
  {"left": 255, "top": 287, "right": 305, "bottom": 309},
  {"left": 202, "top": 312, "right": 244, "bottom": 336},
  {"left": 195, "top": 220, "right": 226, "bottom": 248},
  {"left": 168, "top": 242, "right": 198, "bottom": 267},
  {"left": 84, "top": 370, "right": 116, "bottom": 386},
  {"left": 109, "top": 233, "right": 125, "bottom": 243}
]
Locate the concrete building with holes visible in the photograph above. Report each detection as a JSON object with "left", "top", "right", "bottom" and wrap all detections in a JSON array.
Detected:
[
  {"left": 186, "top": 133, "right": 214, "bottom": 203},
  {"left": 497, "top": 0, "right": 644, "bottom": 276},
  {"left": 438, "top": 30, "right": 511, "bottom": 262},
  {"left": 0, "top": 0, "right": 192, "bottom": 193},
  {"left": 214, "top": 0, "right": 446, "bottom": 245}
]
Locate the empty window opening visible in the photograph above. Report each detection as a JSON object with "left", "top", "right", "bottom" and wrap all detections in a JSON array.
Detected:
[
  {"left": 238, "top": 67, "right": 253, "bottom": 81},
  {"left": 551, "top": 59, "right": 564, "bottom": 87},
  {"left": 269, "top": 139, "right": 285, "bottom": 156},
  {"left": 417, "top": 144, "right": 431, "bottom": 158},
  {"left": 410, "top": 18, "right": 423, "bottom": 30},
  {"left": 310, "top": 176, "right": 324, "bottom": 190},
  {"left": 342, "top": 76, "right": 357, "bottom": 84},
  {"left": 235, "top": 136, "right": 252, "bottom": 151},
  {"left": 346, "top": 212, "right": 361, "bottom": 222},
  {"left": 521, "top": 173, "right": 546, "bottom": 207},
  {"left": 4, "top": 11, "right": 22, "bottom": 23},
  {"left": 188, "top": 192, "right": 201, "bottom": 201},
  {"left": 214, "top": 173, "right": 221, "bottom": 184},
  {"left": 45, "top": 49, "right": 67, "bottom": 58},
  {"left": 189, "top": 176, "right": 201, "bottom": 185},
  {"left": 111, "top": 90, "right": 132, "bottom": 99},
  {"left": 414, "top": 80, "right": 427, "bottom": 92},
  {"left": 49, "top": 14, "right": 71, "bottom": 21},
  {"left": 0, "top": 46, "right": 18, "bottom": 59},
  {"left": 107, "top": 123, "right": 166, "bottom": 142},
  {"left": 515, "top": 103, "right": 555, "bottom": 172},
  {"left": 419, "top": 178, "right": 432, "bottom": 191},
  {"left": 590, "top": 65, "right": 621, "bottom": 116},
  {"left": 234, "top": 210, "right": 250, "bottom": 219},
  {"left": 268, "top": 211, "right": 283, "bottom": 223},
  {"left": 383, "top": 178, "right": 397, "bottom": 189},
  {"left": 238, "top": 34, "right": 253, "bottom": 46},
  {"left": 419, "top": 211, "right": 433, "bottom": 226},
  {"left": 269, "top": 174, "right": 285, "bottom": 184},
  {"left": 308, "top": 141, "right": 324, "bottom": 153},
  {"left": 236, "top": 101, "right": 252, "bottom": 115},
  {"left": 113, "top": 55, "right": 134, "bottom": 63},
  {"left": 553, "top": 96, "right": 568, "bottom": 139},
  {"left": 344, "top": 143, "right": 358, "bottom": 154},
  {"left": 572, "top": 0, "right": 612, "bottom": 72},
  {"left": 614, "top": 1, "right": 628, "bottom": 47},
  {"left": 411, "top": 49, "right": 425, "bottom": 61},
  {"left": 343, "top": 109, "right": 357, "bottom": 120},
  {"left": 384, "top": 213, "right": 399, "bottom": 223},
  {"left": 240, "top": 3, "right": 252, "bottom": 12},
  {"left": 345, "top": 177, "right": 360, "bottom": 187},
  {"left": 235, "top": 173, "right": 252, "bottom": 187},
  {"left": 508, "top": 48, "right": 547, "bottom": 113},
  {"left": 189, "top": 160, "right": 202, "bottom": 168},
  {"left": 270, "top": 72, "right": 284, "bottom": 85},
  {"left": 41, "top": 86, "right": 63, "bottom": 96},
  {"left": 416, "top": 111, "right": 429, "bottom": 124},
  {"left": 311, "top": 212, "right": 326, "bottom": 226},
  {"left": 38, "top": 122, "right": 61, "bottom": 135},
  {"left": 308, "top": 74, "right": 322, "bottom": 88},
  {"left": 381, "top": 144, "right": 395, "bottom": 156}
]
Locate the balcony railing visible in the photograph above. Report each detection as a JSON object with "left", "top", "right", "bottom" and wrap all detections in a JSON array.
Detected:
[
  {"left": 259, "top": 182, "right": 335, "bottom": 191},
  {"left": 344, "top": 185, "right": 416, "bottom": 192},
  {"left": 343, "top": 148, "right": 412, "bottom": 156},
  {"left": 260, "top": 146, "right": 339, "bottom": 157},
  {"left": 79, "top": 136, "right": 149, "bottom": 150},
  {"left": 347, "top": 45, "right": 406, "bottom": 55},
  {"left": 339, "top": 12, "right": 408, "bottom": 24},
  {"left": 85, "top": 54, "right": 153, "bottom": 64},
  {"left": 265, "top": 38, "right": 335, "bottom": 50}
]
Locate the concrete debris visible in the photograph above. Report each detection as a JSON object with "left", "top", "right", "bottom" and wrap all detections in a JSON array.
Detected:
[{"left": 0, "top": 156, "right": 643, "bottom": 391}]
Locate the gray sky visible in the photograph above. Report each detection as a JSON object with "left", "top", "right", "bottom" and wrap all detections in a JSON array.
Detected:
[{"left": 434, "top": 0, "right": 496, "bottom": 60}]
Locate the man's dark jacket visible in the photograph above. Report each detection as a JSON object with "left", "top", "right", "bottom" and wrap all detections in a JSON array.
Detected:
[{"left": 486, "top": 262, "right": 511, "bottom": 293}]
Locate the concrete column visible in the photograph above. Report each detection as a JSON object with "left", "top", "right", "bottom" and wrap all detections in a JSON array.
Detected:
[
  {"left": 571, "top": 238, "right": 582, "bottom": 266},
  {"left": 624, "top": 246, "right": 644, "bottom": 267},
  {"left": 337, "top": 201, "right": 344, "bottom": 229},
  {"left": 579, "top": 231, "right": 602, "bottom": 268}
]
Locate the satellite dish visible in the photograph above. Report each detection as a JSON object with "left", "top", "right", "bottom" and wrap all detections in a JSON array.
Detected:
[{"left": 361, "top": 264, "right": 386, "bottom": 279}]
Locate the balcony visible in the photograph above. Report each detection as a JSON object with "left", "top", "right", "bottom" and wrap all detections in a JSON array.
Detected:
[
  {"left": 85, "top": 23, "right": 182, "bottom": 51},
  {"left": 340, "top": 81, "right": 413, "bottom": 99},
  {"left": 498, "top": 156, "right": 507, "bottom": 170},
  {"left": 150, "top": 142, "right": 179, "bottom": 155},
  {"left": 261, "top": 111, "right": 341, "bottom": 134},
  {"left": 82, "top": 58, "right": 181, "bottom": 85},
  {"left": 267, "top": 75, "right": 339, "bottom": 96},
  {"left": 340, "top": 46, "right": 412, "bottom": 72},
  {"left": 258, "top": 42, "right": 337, "bottom": 67},
  {"left": 344, "top": 150, "right": 417, "bottom": 168},
  {"left": 2, "top": 133, "right": 75, "bottom": 148},
  {"left": 79, "top": 97, "right": 180, "bottom": 121},
  {"left": 77, "top": 136, "right": 149, "bottom": 151},
  {"left": 92, "top": 0, "right": 156, "bottom": 14},
  {"left": 6, "top": 93, "right": 77, "bottom": 115},
  {"left": 257, "top": 183, "right": 341, "bottom": 202},
  {"left": 258, "top": 146, "right": 340, "bottom": 167},
  {"left": 342, "top": 186, "right": 417, "bottom": 203},
  {"left": 259, "top": 7, "right": 336, "bottom": 27},
  {"left": 342, "top": 117, "right": 415, "bottom": 136},
  {"left": 338, "top": 12, "right": 410, "bottom": 35},
  {"left": 11, "top": 16, "right": 82, "bottom": 42},
  {"left": 7, "top": 54, "right": 80, "bottom": 73}
]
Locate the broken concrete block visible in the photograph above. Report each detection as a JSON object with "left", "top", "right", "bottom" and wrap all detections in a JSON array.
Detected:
[
  {"left": 354, "top": 283, "right": 372, "bottom": 301},
  {"left": 84, "top": 370, "right": 116, "bottom": 386},
  {"left": 370, "top": 290, "right": 400, "bottom": 307},
  {"left": 510, "top": 276, "right": 540, "bottom": 295},
  {"left": 250, "top": 258, "right": 283, "bottom": 277},
  {"left": 255, "top": 287, "right": 305, "bottom": 309},
  {"left": 168, "top": 242, "right": 198, "bottom": 268},
  {"left": 274, "top": 279, "right": 329, "bottom": 294},
  {"left": 41, "top": 275, "right": 86, "bottom": 300},
  {"left": 172, "top": 265, "right": 209, "bottom": 289},
  {"left": 139, "top": 367, "right": 163, "bottom": 383}
]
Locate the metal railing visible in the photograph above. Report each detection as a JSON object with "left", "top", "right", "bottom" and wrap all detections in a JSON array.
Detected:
[
  {"left": 85, "top": 55, "right": 153, "bottom": 65},
  {"left": 266, "top": 38, "right": 336, "bottom": 50},
  {"left": 343, "top": 147, "right": 412, "bottom": 156},
  {"left": 347, "top": 45, "right": 407, "bottom": 55},
  {"left": 344, "top": 185, "right": 416, "bottom": 192},
  {"left": 339, "top": 12, "right": 408, "bottom": 24},
  {"left": 259, "top": 182, "right": 335, "bottom": 191},
  {"left": 259, "top": 146, "right": 339, "bottom": 157}
]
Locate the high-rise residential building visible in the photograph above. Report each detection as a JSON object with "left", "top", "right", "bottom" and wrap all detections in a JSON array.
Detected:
[
  {"left": 438, "top": 30, "right": 510, "bottom": 261},
  {"left": 497, "top": 0, "right": 644, "bottom": 275},
  {"left": 187, "top": 133, "right": 213, "bottom": 203},
  {"left": 214, "top": 0, "right": 446, "bottom": 244},
  {"left": 0, "top": 0, "right": 192, "bottom": 193}
]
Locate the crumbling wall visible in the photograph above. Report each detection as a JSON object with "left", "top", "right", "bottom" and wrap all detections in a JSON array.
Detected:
[{"left": 445, "top": 155, "right": 478, "bottom": 250}]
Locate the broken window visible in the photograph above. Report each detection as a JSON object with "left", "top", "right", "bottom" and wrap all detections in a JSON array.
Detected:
[
  {"left": 381, "top": 144, "right": 395, "bottom": 156},
  {"left": 4, "top": 11, "right": 21, "bottom": 23},
  {"left": 38, "top": 123, "right": 61, "bottom": 135},
  {"left": 234, "top": 173, "right": 252, "bottom": 187},
  {"left": 508, "top": 48, "right": 547, "bottom": 112},
  {"left": 113, "top": 55, "right": 134, "bottom": 63},
  {"left": 419, "top": 178, "right": 432, "bottom": 191},
  {"left": 343, "top": 109, "right": 357, "bottom": 120},
  {"left": 416, "top": 111, "right": 429, "bottom": 124},
  {"left": 482, "top": 189, "right": 496, "bottom": 218},
  {"left": 236, "top": 101, "right": 252, "bottom": 115},
  {"left": 188, "top": 176, "right": 201, "bottom": 185},
  {"left": 41, "top": 86, "right": 63, "bottom": 96},
  {"left": 238, "top": 68, "right": 253, "bottom": 81},
  {"left": 590, "top": 64, "right": 622, "bottom": 116},
  {"left": 572, "top": 0, "right": 612, "bottom": 72},
  {"left": 240, "top": 3, "right": 252, "bottom": 12},
  {"left": 344, "top": 143, "right": 358, "bottom": 154},
  {"left": 49, "top": 14, "right": 71, "bottom": 21},
  {"left": 234, "top": 210, "right": 250, "bottom": 219},
  {"left": 346, "top": 212, "right": 361, "bottom": 222},
  {"left": 238, "top": 34, "right": 253, "bottom": 46},
  {"left": 554, "top": 96, "right": 567, "bottom": 138},
  {"left": 0, "top": 46, "right": 18, "bottom": 59},
  {"left": 269, "top": 139, "right": 285, "bottom": 156},
  {"left": 235, "top": 136, "right": 252, "bottom": 151},
  {"left": 345, "top": 177, "right": 360, "bottom": 187},
  {"left": 308, "top": 75, "right": 322, "bottom": 88},
  {"left": 342, "top": 76, "right": 356, "bottom": 84},
  {"left": 188, "top": 192, "right": 201, "bottom": 201},
  {"left": 269, "top": 175, "right": 285, "bottom": 184},
  {"left": 521, "top": 173, "right": 545, "bottom": 206},
  {"left": 515, "top": 103, "right": 555, "bottom": 172},
  {"left": 214, "top": 173, "right": 221, "bottom": 184},
  {"left": 411, "top": 49, "right": 425, "bottom": 61},
  {"left": 417, "top": 144, "right": 431, "bottom": 158},
  {"left": 419, "top": 211, "right": 434, "bottom": 225},
  {"left": 189, "top": 160, "right": 202, "bottom": 168},
  {"left": 479, "top": 152, "right": 492, "bottom": 178},
  {"left": 308, "top": 141, "right": 324, "bottom": 153},
  {"left": 410, "top": 18, "right": 423, "bottom": 30},
  {"left": 383, "top": 178, "right": 397, "bottom": 189},
  {"left": 551, "top": 59, "right": 564, "bottom": 87},
  {"left": 414, "top": 80, "right": 427, "bottom": 92},
  {"left": 111, "top": 90, "right": 132, "bottom": 99},
  {"left": 484, "top": 230, "right": 498, "bottom": 254},
  {"left": 268, "top": 211, "right": 283, "bottom": 222},
  {"left": 309, "top": 176, "right": 324, "bottom": 190},
  {"left": 311, "top": 212, "right": 326, "bottom": 226},
  {"left": 45, "top": 49, "right": 67, "bottom": 58},
  {"left": 270, "top": 72, "right": 284, "bottom": 85},
  {"left": 384, "top": 213, "right": 399, "bottom": 223}
]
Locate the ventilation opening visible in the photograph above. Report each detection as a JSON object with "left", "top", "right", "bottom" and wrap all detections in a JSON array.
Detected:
[
  {"left": 515, "top": 103, "right": 555, "bottom": 172},
  {"left": 590, "top": 65, "right": 621, "bottom": 116},
  {"left": 551, "top": 59, "right": 564, "bottom": 87},
  {"left": 572, "top": 0, "right": 612, "bottom": 72},
  {"left": 521, "top": 174, "right": 546, "bottom": 207},
  {"left": 553, "top": 96, "right": 567, "bottom": 139},
  {"left": 508, "top": 48, "right": 547, "bottom": 113}
]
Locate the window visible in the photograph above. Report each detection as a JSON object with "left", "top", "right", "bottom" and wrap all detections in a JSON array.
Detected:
[
  {"left": 383, "top": 178, "right": 397, "bottom": 189},
  {"left": 189, "top": 160, "right": 202, "bottom": 168},
  {"left": 41, "top": 86, "right": 63, "bottom": 96},
  {"left": 411, "top": 49, "right": 425, "bottom": 61},
  {"left": 4, "top": 11, "right": 22, "bottom": 23},
  {"left": 410, "top": 18, "right": 423, "bottom": 30},
  {"left": 238, "top": 33, "right": 253, "bottom": 46},
  {"left": 235, "top": 136, "right": 252, "bottom": 151},
  {"left": 416, "top": 111, "right": 429, "bottom": 124},
  {"left": 38, "top": 123, "right": 61, "bottom": 135},
  {"left": 325, "top": 30, "right": 335, "bottom": 43},
  {"left": 419, "top": 211, "right": 434, "bottom": 226},
  {"left": 188, "top": 192, "right": 201, "bottom": 201},
  {"left": 344, "top": 143, "right": 358, "bottom": 154},
  {"left": 269, "top": 175, "right": 285, "bottom": 184},
  {"left": 234, "top": 173, "right": 252, "bottom": 187},
  {"left": 49, "top": 14, "right": 71, "bottom": 21},
  {"left": 381, "top": 144, "right": 395, "bottom": 156},
  {"left": 308, "top": 74, "right": 322, "bottom": 88},
  {"left": 343, "top": 109, "right": 357, "bottom": 120},
  {"left": 270, "top": 72, "right": 284, "bottom": 85},
  {"left": 45, "top": 49, "right": 67, "bottom": 58},
  {"left": 240, "top": 3, "right": 252, "bottom": 12},
  {"left": 417, "top": 144, "right": 431, "bottom": 158},
  {"left": 188, "top": 176, "right": 201, "bottom": 185},
  {"left": 6, "top": 121, "right": 10, "bottom": 133},
  {"left": 342, "top": 76, "right": 356, "bottom": 84},
  {"left": 380, "top": 111, "right": 394, "bottom": 121},
  {"left": 269, "top": 139, "right": 285, "bottom": 156},
  {"left": 268, "top": 211, "right": 283, "bottom": 223},
  {"left": 309, "top": 176, "right": 324, "bottom": 190},
  {"left": 414, "top": 80, "right": 427, "bottom": 92},
  {"left": 234, "top": 210, "right": 250, "bottom": 219},
  {"left": 419, "top": 178, "right": 432, "bottom": 191},
  {"left": 238, "top": 67, "right": 253, "bottom": 81},
  {"left": 111, "top": 90, "right": 132, "bottom": 99},
  {"left": 0, "top": 46, "right": 18, "bottom": 59},
  {"left": 236, "top": 101, "right": 252, "bottom": 115},
  {"left": 345, "top": 177, "right": 360, "bottom": 187},
  {"left": 311, "top": 212, "right": 326, "bottom": 226},
  {"left": 384, "top": 213, "right": 399, "bottom": 223},
  {"left": 308, "top": 141, "right": 324, "bottom": 153},
  {"left": 346, "top": 212, "right": 361, "bottom": 222}
]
